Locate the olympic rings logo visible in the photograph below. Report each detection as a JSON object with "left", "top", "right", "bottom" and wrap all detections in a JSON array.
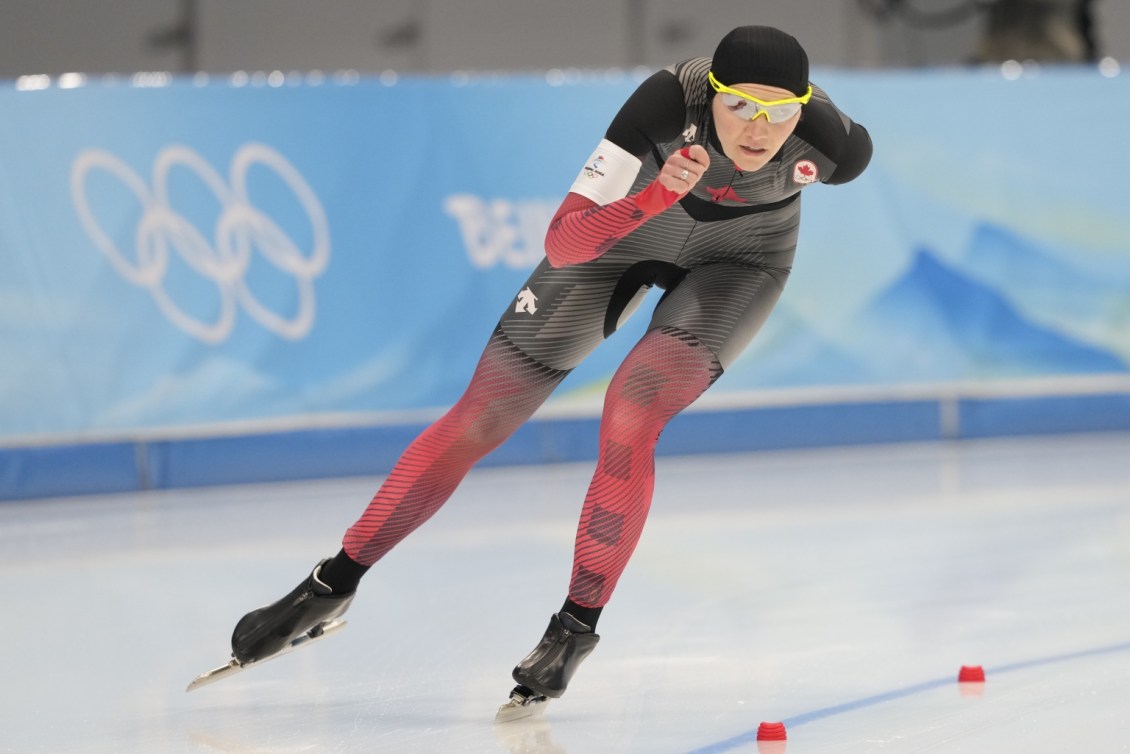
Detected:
[{"left": 71, "top": 143, "right": 330, "bottom": 344}]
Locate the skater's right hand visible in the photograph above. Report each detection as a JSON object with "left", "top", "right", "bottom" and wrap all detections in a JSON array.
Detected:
[
  {"left": 635, "top": 146, "right": 711, "bottom": 216},
  {"left": 657, "top": 145, "right": 710, "bottom": 195}
]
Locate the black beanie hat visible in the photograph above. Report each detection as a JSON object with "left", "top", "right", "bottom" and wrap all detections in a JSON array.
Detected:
[{"left": 711, "top": 26, "right": 810, "bottom": 97}]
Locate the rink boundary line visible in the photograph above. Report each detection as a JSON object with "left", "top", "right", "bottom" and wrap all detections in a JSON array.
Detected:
[{"left": 685, "top": 639, "right": 1130, "bottom": 754}]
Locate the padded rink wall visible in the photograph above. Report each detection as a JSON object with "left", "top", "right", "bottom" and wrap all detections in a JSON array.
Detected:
[{"left": 1, "top": 67, "right": 1129, "bottom": 499}]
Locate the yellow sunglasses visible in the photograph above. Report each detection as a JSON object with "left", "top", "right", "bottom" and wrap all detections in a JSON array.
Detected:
[{"left": 708, "top": 71, "right": 812, "bottom": 123}]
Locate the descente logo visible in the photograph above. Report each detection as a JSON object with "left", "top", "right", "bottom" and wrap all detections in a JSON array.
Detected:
[{"left": 443, "top": 194, "right": 555, "bottom": 270}]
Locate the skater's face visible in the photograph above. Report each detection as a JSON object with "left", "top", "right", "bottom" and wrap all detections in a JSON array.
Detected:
[{"left": 711, "top": 81, "right": 803, "bottom": 173}]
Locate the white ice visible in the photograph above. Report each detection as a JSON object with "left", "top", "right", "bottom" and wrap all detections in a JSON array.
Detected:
[{"left": 2, "top": 432, "right": 1128, "bottom": 753}]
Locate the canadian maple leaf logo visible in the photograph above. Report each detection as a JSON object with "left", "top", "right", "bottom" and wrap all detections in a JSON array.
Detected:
[{"left": 792, "top": 160, "right": 818, "bottom": 184}]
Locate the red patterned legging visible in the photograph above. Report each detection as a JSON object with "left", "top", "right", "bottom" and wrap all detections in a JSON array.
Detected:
[{"left": 342, "top": 325, "right": 721, "bottom": 608}]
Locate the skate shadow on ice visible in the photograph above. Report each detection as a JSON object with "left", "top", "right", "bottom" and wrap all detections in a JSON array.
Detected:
[
  {"left": 493, "top": 716, "right": 570, "bottom": 754},
  {"left": 181, "top": 703, "right": 368, "bottom": 753},
  {"left": 181, "top": 698, "right": 471, "bottom": 752}
]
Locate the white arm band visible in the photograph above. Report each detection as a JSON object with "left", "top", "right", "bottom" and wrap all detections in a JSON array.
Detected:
[{"left": 567, "top": 139, "right": 643, "bottom": 206}]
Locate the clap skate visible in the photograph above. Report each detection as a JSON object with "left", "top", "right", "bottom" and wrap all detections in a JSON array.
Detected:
[
  {"left": 495, "top": 612, "right": 600, "bottom": 722},
  {"left": 187, "top": 559, "right": 354, "bottom": 691}
]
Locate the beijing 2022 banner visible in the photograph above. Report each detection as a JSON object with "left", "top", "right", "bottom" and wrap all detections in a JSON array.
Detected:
[{"left": 0, "top": 69, "right": 1127, "bottom": 440}]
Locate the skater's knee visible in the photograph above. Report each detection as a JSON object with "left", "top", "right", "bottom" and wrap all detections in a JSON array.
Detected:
[{"left": 437, "top": 400, "right": 524, "bottom": 455}]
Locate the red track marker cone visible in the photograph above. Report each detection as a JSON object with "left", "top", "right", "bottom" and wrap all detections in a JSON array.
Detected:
[
  {"left": 757, "top": 721, "right": 787, "bottom": 741},
  {"left": 958, "top": 665, "right": 986, "bottom": 683}
]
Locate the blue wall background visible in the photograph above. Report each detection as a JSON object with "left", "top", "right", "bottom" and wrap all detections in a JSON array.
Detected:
[{"left": 2, "top": 68, "right": 1128, "bottom": 499}]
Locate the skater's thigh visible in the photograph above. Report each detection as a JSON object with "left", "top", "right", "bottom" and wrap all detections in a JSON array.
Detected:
[
  {"left": 498, "top": 256, "right": 643, "bottom": 371},
  {"left": 649, "top": 262, "right": 789, "bottom": 370}
]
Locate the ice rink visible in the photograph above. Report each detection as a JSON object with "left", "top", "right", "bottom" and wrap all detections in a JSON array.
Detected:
[{"left": 2, "top": 431, "right": 1129, "bottom": 753}]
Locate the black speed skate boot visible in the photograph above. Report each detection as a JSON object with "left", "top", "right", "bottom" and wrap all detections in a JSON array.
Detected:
[
  {"left": 497, "top": 612, "right": 600, "bottom": 721},
  {"left": 231, "top": 559, "right": 355, "bottom": 665}
]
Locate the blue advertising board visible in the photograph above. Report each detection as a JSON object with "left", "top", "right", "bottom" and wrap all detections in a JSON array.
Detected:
[{"left": 1, "top": 67, "right": 1128, "bottom": 497}]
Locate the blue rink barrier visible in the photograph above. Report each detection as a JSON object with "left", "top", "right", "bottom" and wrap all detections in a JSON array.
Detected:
[{"left": 3, "top": 385, "right": 1129, "bottom": 500}]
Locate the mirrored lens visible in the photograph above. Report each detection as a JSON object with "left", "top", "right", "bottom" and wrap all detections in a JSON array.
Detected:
[
  {"left": 719, "top": 93, "right": 802, "bottom": 123},
  {"left": 763, "top": 102, "right": 802, "bottom": 121}
]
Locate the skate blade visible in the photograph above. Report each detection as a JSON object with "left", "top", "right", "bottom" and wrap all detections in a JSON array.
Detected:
[
  {"left": 494, "top": 693, "right": 550, "bottom": 723},
  {"left": 186, "top": 618, "right": 347, "bottom": 692}
]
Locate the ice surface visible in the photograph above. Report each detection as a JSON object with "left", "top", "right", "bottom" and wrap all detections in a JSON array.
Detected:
[{"left": 2, "top": 432, "right": 1128, "bottom": 753}]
